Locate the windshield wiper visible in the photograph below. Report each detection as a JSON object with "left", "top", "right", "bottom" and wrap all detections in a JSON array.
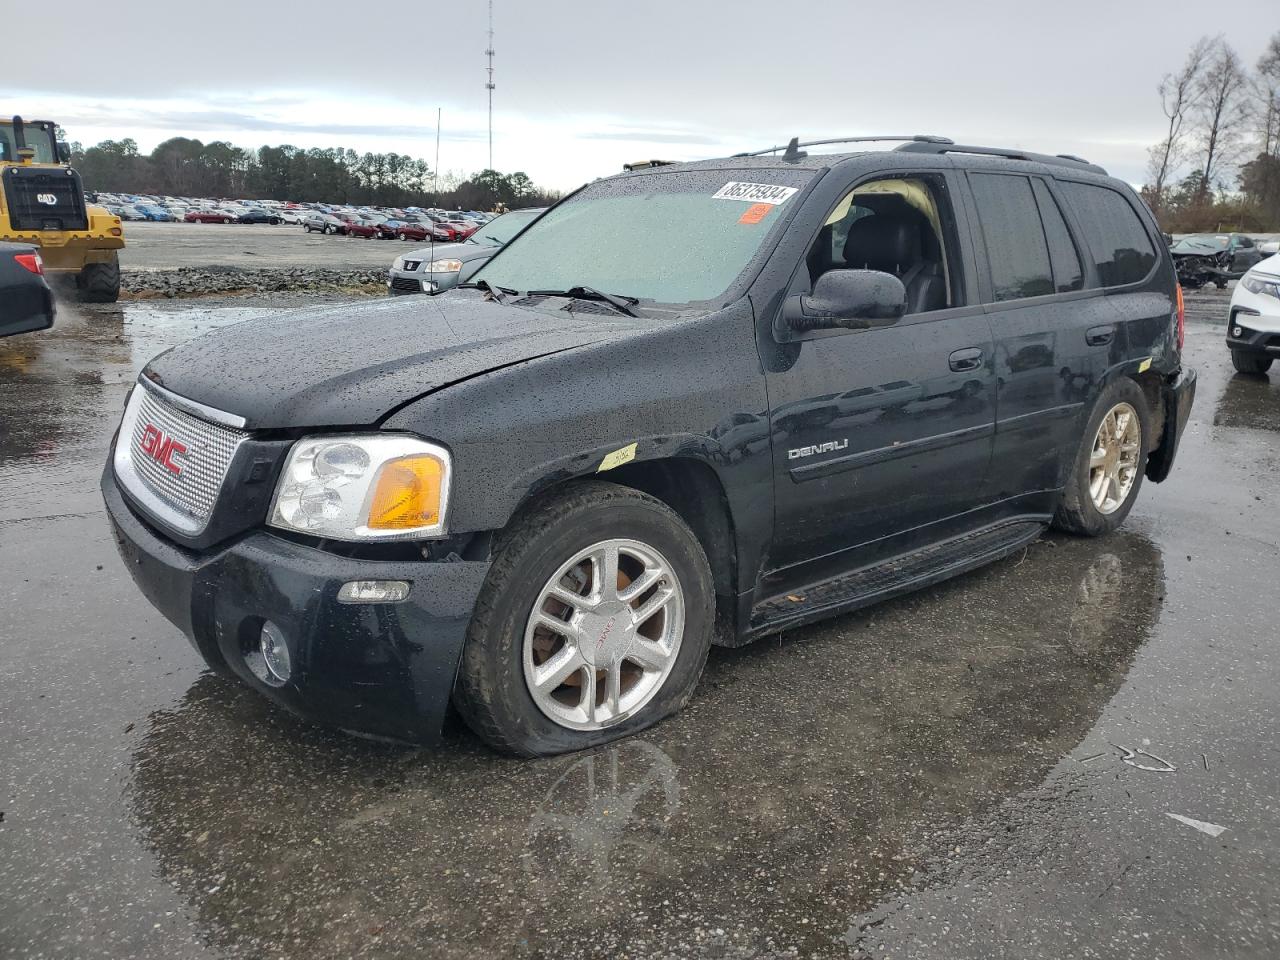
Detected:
[
  {"left": 469, "top": 279, "right": 509, "bottom": 303},
  {"left": 481, "top": 234, "right": 504, "bottom": 245},
  {"left": 528, "top": 285, "right": 639, "bottom": 317}
]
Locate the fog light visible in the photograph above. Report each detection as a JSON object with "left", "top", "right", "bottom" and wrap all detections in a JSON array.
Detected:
[
  {"left": 337, "top": 580, "right": 411, "bottom": 604},
  {"left": 1233, "top": 326, "right": 1244, "bottom": 337},
  {"left": 245, "top": 620, "right": 292, "bottom": 687},
  {"left": 420, "top": 280, "right": 437, "bottom": 292}
]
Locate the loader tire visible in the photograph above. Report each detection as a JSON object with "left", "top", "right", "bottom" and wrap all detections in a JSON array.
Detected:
[{"left": 76, "top": 255, "right": 121, "bottom": 304}]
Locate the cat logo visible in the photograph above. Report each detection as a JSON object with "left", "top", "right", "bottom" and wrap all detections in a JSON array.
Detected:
[{"left": 36, "top": 193, "right": 58, "bottom": 205}]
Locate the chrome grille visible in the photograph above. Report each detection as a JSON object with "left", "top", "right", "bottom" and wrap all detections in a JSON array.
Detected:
[{"left": 114, "top": 383, "right": 248, "bottom": 535}]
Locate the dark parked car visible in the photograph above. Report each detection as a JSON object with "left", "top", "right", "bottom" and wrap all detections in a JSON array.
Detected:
[
  {"left": 387, "top": 207, "right": 544, "bottom": 295},
  {"left": 0, "top": 242, "right": 55, "bottom": 338},
  {"left": 301, "top": 212, "right": 346, "bottom": 234},
  {"left": 1170, "top": 233, "right": 1265, "bottom": 288},
  {"left": 103, "top": 136, "right": 1195, "bottom": 757},
  {"left": 236, "top": 209, "right": 282, "bottom": 225}
]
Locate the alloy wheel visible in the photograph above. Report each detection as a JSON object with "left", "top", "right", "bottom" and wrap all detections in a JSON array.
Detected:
[
  {"left": 1088, "top": 401, "right": 1141, "bottom": 515},
  {"left": 523, "top": 538, "right": 685, "bottom": 731}
]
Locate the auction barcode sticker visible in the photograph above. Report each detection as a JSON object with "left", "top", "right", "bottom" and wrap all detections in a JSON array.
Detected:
[{"left": 712, "top": 182, "right": 798, "bottom": 205}]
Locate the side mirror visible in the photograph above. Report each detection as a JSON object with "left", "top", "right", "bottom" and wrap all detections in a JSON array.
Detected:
[
  {"left": 783, "top": 269, "right": 906, "bottom": 333},
  {"left": 56, "top": 141, "right": 71, "bottom": 163}
]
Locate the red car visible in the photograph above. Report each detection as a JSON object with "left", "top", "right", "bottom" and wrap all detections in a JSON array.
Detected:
[
  {"left": 340, "top": 219, "right": 381, "bottom": 239},
  {"left": 184, "top": 210, "right": 235, "bottom": 224},
  {"left": 377, "top": 220, "right": 430, "bottom": 241}
]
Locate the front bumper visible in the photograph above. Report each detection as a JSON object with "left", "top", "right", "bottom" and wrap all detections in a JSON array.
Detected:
[
  {"left": 387, "top": 268, "right": 460, "bottom": 296},
  {"left": 1146, "top": 367, "right": 1198, "bottom": 484},
  {"left": 102, "top": 464, "right": 490, "bottom": 743},
  {"left": 1227, "top": 282, "right": 1280, "bottom": 356}
]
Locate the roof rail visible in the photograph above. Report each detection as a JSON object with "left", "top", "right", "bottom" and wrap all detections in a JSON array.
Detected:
[
  {"left": 894, "top": 140, "right": 1106, "bottom": 174},
  {"left": 732, "top": 135, "right": 954, "bottom": 162},
  {"left": 622, "top": 159, "right": 675, "bottom": 171}
]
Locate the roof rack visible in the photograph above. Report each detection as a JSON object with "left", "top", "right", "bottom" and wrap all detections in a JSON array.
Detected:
[
  {"left": 622, "top": 159, "right": 676, "bottom": 171},
  {"left": 733, "top": 135, "right": 953, "bottom": 163},
  {"left": 894, "top": 140, "right": 1106, "bottom": 174}
]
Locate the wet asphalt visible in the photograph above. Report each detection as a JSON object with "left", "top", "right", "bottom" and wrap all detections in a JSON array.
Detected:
[{"left": 1, "top": 290, "right": 1278, "bottom": 959}]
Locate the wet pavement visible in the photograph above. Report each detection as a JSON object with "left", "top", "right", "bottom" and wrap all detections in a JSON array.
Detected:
[{"left": 2, "top": 290, "right": 1279, "bottom": 959}]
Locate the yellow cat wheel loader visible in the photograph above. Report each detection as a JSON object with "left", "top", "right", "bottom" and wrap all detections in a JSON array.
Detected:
[{"left": 1, "top": 116, "right": 124, "bottom": 302}]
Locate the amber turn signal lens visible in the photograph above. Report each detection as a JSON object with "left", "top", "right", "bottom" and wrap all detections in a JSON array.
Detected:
[{"left": 366, "top": 455, "right": 444, "bottom": 530}]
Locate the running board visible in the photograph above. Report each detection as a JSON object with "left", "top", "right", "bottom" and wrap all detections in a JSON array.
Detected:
[{"left": 746, "top": 518, "right": 1046, "bottom": 638}]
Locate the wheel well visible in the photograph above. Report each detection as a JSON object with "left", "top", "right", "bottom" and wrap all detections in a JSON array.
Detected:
[
  {"left": 1130, "top": 370, "right": 1166, "bottom": 450},
  {"left": 506, "top": 458, "right": 740, "bottom": 638}
]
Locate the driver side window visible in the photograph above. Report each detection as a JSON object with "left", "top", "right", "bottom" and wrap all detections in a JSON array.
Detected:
[{"left": 804, "top": 175, "right": 961, "bottom": 316}]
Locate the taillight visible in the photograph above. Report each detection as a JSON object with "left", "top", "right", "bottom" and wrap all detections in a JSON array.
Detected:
[
  {"left": 1175, "top": 283, "right": 1185, "bottom": 351},
  {"left": 14, "top": 252, "right": 43, "bottom": 275}
]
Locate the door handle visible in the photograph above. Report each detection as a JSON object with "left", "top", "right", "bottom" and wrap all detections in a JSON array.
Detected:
[
  {"left": 949, "top": 347, "right": 984, "bottom": 372},
  {"left": 1086, "top": 325, "right": 1115, "bottom": 346}
]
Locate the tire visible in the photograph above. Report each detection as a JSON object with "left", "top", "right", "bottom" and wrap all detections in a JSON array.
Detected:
[
  {"left": 1231, "top": 350, "right": 1273, "bottom": 375},
  {"left": 398, "top": 232, "right": 408, "bottom": 241},
  {"left": 75, "top": 254, "right": 121, "bottom": 304},
  {"left": 270, "top": 218, "right": 280, "bottom": 225},
  {"left": 454, "top": 481, "right": 715, "bottom": 756},
  {"left": 304, "top": 225, "right": 312, "bottom": 233},
  {"left": 1053, "top": 378, "right": 1150, "bottom": 537},
  {"left": 1215, "top": 280, "right": 1227, "bottom": 290},
  {"left": 323, "top": 225, "right": 333, "bottom": 235}
]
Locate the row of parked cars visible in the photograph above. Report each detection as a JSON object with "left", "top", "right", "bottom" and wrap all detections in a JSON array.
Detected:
[{"left": 86, "top": 192, "right": 497, "bottom": 238}]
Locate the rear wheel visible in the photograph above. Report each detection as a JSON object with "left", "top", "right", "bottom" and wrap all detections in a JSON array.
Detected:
[
  {"left": 1053, "top": 379, "right": 1150, "bottom": 537},
  {"left": 454, "top": 481, "right": 715, "bottom": 756},
  {"left": 75, "top": 254, "right": 121, "bottom": 304},
  {"left": 1231, "top": 350, "right": 1273, "bottom": 375}
]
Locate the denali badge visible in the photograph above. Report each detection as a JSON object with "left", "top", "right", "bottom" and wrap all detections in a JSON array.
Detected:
[
  {"left": 788, "top": 439, "right": 849, "bottom": 460},
  {"left": 36, "top": 193, "right": 58, "bottom": 206},
  {"left": 139, "top": 424, "right": 187, "bottom": 476}
]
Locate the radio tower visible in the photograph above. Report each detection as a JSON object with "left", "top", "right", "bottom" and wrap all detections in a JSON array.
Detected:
[{"left": 485, "top": 0, "right": 495, "bottom": 171}]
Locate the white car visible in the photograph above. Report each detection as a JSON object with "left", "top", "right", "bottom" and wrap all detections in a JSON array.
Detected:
[{"left": 1227, "top": 253, "right": 1280, "bottom": 375}]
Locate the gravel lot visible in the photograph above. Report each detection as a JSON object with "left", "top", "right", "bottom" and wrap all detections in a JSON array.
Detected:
[
  {"left": 3, "top": 285, "right": 1278, "bottom": 960},
  {"left": 119, "top": 221, "right": 406, "bottom": 271}
]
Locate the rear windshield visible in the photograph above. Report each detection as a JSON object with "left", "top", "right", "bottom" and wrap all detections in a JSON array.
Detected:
[{"left": 474, "top": 168, "right": 815, "bottom": 306}]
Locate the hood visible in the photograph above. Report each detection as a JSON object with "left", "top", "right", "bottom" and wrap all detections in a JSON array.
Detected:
[
  {"left": 401, "top": 240, "right": 492, "bottom": 263},
  {"left": 142, "top": 291, "right": 636, "bottom": 429}
]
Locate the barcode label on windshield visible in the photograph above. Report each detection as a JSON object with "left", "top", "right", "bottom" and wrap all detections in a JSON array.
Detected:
[{"left": 712, "top": 182, "right": 798, "bottom": 205}]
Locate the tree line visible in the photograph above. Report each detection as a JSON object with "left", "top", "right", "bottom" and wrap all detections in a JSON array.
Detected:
[
  {"left": 1143, "top": 32, "right": 1280, "bottom": 232},
  {"left": 69, "top": 136, "right": 562, "bottom": 210}
]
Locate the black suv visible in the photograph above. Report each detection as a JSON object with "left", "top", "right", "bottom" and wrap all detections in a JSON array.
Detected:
[{"left": 103, "top": 136, "right": 1196, "bottom": 756}]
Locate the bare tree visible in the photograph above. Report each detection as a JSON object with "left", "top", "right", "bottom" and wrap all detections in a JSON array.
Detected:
[
  {"left": 1146, "top": 36, "right": 1211, "bottom": 212},
  {"left": 1254, "top": 32, "right": 1280, "bottom": 159},
  {"left": 1194, "top": 36, "right": 1249, "bottom": 201}
]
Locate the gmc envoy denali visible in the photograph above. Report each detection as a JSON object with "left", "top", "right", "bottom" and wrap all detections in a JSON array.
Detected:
[{"left": 103, "top": 136, "right": 1196, "bottom": 756}]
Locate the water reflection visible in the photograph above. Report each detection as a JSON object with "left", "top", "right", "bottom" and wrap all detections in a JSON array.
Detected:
[
  {"left": 128, "top": 531, "right": 1164, "bottom": 958},
  {"left": 1213, "top": 371, "right": 1280, "bottom": 433}
]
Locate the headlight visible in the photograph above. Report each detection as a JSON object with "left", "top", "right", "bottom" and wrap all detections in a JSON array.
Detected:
[
  {"left": 427, "top": 259, "right": 463, "bottom": 273},
  {"left": 392, "top": 256, "right": 404, "bottom": 270},
  {"left": 268, "top": 434, "right": 451, "bottom": 541},
  {"left": 1242, "top": 273, "right": 1280, "bottom": 300}
]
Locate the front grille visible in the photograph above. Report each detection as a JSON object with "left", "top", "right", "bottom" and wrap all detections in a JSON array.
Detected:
[
  {"left": 3, "top": 166, "right": 89, "bottom": 231},
  {"left": 390, "top": 276, "right": 422, "bottom": 292},
  {"left": 115, "top": 385, "right": 248, "bottom": 534}
]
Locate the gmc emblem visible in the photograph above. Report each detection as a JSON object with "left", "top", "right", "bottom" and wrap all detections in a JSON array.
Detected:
[
  {"left": 139, "top": 424, "right": 187, "bottom": 476},
  {"left": 36, "top": 193, "right": 58, "bottom": 206}
]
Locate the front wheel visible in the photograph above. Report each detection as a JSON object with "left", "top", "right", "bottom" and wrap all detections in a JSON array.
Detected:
[
  {"left": 1231, "top": 350, "right": 1273, "bottom": 375},
  {"left": 1053, "top": 379, "right": 1150, "bottom": 537},
  {"left": 454, "top": 481, "right": 715, "bottom": 756}
]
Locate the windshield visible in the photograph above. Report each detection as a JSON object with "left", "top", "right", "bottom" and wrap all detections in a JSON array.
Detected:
[
  {"left": 0, "top": 121, "right": 58, "bottom": 164},
  {"left": 1173, "top": 235, "right": 1229, "bottom": 252},
  {"left": 474, "top": 168, "right": 812, "bottom": 305},
  {"left": 468, "top": 209, "right": 541, "bottom": 246}
]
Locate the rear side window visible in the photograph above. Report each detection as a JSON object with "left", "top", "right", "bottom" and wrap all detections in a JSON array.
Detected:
[
  {"left": 969, "top": 173, "right": 1054, "bottom": 302},
  {"left": 1031, "top": 180, "right": 1083, "bottom": 293},
  {"left": 1058, "top": 182, "right": 1157, "bottom": 287}
]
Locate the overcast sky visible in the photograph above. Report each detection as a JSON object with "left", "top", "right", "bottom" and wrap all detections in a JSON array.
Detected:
[{"left": 8, "top": 0, "right": 1277, "bottom": 191}]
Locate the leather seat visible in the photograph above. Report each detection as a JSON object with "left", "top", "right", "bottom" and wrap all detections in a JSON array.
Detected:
[{"left": 841, "top": 214, "right": 946, "bottom": 314}]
